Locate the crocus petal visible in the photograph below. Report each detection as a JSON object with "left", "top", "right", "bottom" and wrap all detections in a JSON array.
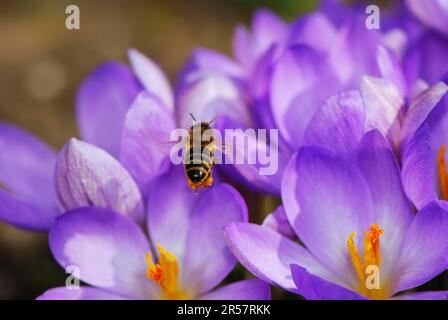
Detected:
[
  {"left": 146, "top": 165, "right": 197, "bottom": 264},
  {"left": 394, "top": 201, "right": 448, "bottom": 293},
  {"left": 200, "top": 279, "right": 271, "bottom": 300},
  {"left": 304, "top": 91, "right": 366, "bottom": 157},
  {"left": 36, "top": 287, "right": 127, "bottom": 300},
  {"left": 406, "top": 0, "right": 448, "bottom": 35},
  {"left": 76, "top": 62, "right": 142, "bottom": 158},
  {"left": 128, "top": 49, "right": 174, "bottom": 111},
  {"left": 288, "top": 13, "right": 338, "bottom": 52},
  {"left": 224, "top": 223, "right": 338, "bottom": 293},
  {"left": 251, "top": 9, "right": 287, "bottom": 60},
  {"left": 177, "top": 75, "right": 251, "bottom": 130},
  {"left": 360, "top": 76, "right": 403, "bottom": 142},
  {"left": 291, "top": 264, "right": 367, "bottom": 300},
  {"left": 270, "top": 45, "right": 337, "bottom": 149},
  {"left": 120, "top": 91, "right": 175, "bottom": 189},
  {"left": 393, "top": 291, "right": 448, "bottom": 300},
  {"left": 181, "top": 184, "right": 248, "bottom": 296},
  {"left": 49, "top": 207, "right": 158, "bottom": 299},
  {"left": 147, "top": 166, "right": 248, "bottom": 296},
  {"left": 216, "top": 116, "right": 288, "bottom": 195},
  {"left": 0, "top": 123, "right": 57, "bottom": 208},
  {"left": 0, "top": 190, "right": 58, "bottom": 231},
  {"left": 262, "top": 205, "right": 295, "bottom": 239},
  {"left": 404, "top": 33, "right": 448, "bottom": 85},
  {"left": 355, "top": 130, "right": 413, "bottom": 281},
  {"left": 232, "top": 25, "right": 254, "bottom": 70},
  {"left": 376, "top": 46, "right": 407, "bottom": 97},
  {"left": 56, "top": 138, "right": 144, "bottom": 224},
  {"left": 401, "top": 82, "right": 448, "bottom": 145},
  {"left": 401, "top": 125, "right": 437, "bottom": 209},
  {"left": 282, "top": 147, "right": 374, "bottom": 288},
  {"left": 179, "top": 48, "right": 244, "bottom": 89}
]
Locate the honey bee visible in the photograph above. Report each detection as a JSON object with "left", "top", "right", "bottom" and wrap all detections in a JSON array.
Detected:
[{"left": 184, "top": 114, "right": 217, "bottom": 194}]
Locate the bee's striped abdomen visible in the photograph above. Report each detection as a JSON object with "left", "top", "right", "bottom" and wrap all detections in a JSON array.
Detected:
[{"left": 184, "top": 146, "right": 214, "bottom": 183}]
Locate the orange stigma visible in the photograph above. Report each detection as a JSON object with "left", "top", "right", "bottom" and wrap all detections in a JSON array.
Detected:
[
  {"left": 437, "top": 145, "right": 448, "bottom": 200},
  {"left": 146, "top": 244, "right": 189, "bottom": 299},
  {"left": 347, "top": 224, "right": 386, "bottom": 299}
]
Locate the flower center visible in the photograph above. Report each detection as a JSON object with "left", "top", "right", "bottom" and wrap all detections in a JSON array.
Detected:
[
  {"left": 437, "top": 145, "right": 448, "bottom": 200},
  {"left": 146, "top": 244, "right": 189, "bottom": 299},
  {"left": 346, "top": 224, "right": 387, "bottom": 299}
]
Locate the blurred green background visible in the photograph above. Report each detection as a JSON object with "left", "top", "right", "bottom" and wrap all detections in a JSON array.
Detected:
[{"left": 0, "top": 0, "right": 317, "bottom": 299}]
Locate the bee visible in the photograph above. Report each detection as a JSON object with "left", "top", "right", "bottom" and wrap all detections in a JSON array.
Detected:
[{"left": 184, "top": 114, "right": 217, "bottom": 194}]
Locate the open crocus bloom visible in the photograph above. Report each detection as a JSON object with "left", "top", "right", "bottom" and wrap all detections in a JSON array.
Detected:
[
  {"left": 37, "top": 165, "right": 269, "bottom": 300},
  {"left": 224, "top": 130, "right": 448, "bottom": 300}
]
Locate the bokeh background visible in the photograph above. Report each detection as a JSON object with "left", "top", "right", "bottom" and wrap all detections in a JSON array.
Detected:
[{"left": 0, "top": 0, "right": 318, "bottom": 299}]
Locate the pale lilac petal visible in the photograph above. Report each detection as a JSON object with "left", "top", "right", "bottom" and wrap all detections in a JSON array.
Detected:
[
  {"left": 177, "top": 75, "right": 251, "bottom": 130},
  {"left": 0, "top": 190, "right": 58, "bottom": 231},
  {"left": 56, "top": 139, "right": 144, "bottom": 224},
  {"left": 146, "top": 165, "right": 197, "bottom": 264},
  {"left": 401, "top": 82, "right": 448, "bottom": 145},
  {"left": 120, "top": 91, "right": 175, "bottom": 189},
  {"left": 282, "top": 147, "right": 374, "bottom": 288},
  {"left": 360, "top": 76, "right": 403, "bottom": 142},
  {"left": 224, "top": 223, "right": 338, "bottom": 293},
  {"left": 401, "top": 125, "right": 437, "bottom": 209},
  {"left": 393, "top": 291, "right": 448, "bottom": 300},
  {"left": 270, "top": 45, "right": 338, "bottom": 149},
  {"left": 49, "top": 207, "right": 158, "bottom": 299},
  {"left": 249, "top": 46, "right": 278, "bottom": 130},
  {"left": 36, "top": 287, "right": 127, "bottom": 300},
  {"left": 177, "top": 48, "right": 245, "bottom": 97},
  {"left": 76, "top": 62, "right": 142, "bottom": 157},
  {"left": 147, "top": 167, "right": 247, "bottom": 296},
  {"left": 128, "top": 48, "right": 174, "bottom": 111},
  {"left": 304, "top": 91, "right": 366, "bottom": 157},
  {"left": 200, "top": 280, "right": 270, "bottom": 300},
  {"left": 404, "top": 33, "right": 448, "bottom": 85},
  {"left": 394, "top": 201, "right": 448, "bottom": 293},
  {"left": 291, "top": 265, "right": 367, "bottom": 300},
  {"left": 0, "top": 123, "right": 57, "bottom": 208},
  {"left": 406, "top": 0, "right": 448, "bottom": 35},
  {"left": 262, "top": 205, "right": 295, "bottom": 239},
  {"left": 217, "top": 116, "right": 288, "bottom": 195},
  {"left": 355, "top": 130, "right": 413, "bottom": 281},
  {"left": 251, "top": 9, "right": 287, "bottom": 60},
  {"left": 232, "top": 25, "right": 254, "bottom": 70},
  {"left": 377, "top": 46, "right": 407, "bottom": 97},
  {"left": 288, "top": 13, "right": 338, "bottom": 52},
  {"left": 181, "top": 184, "right": 248, "bottom": 295}
]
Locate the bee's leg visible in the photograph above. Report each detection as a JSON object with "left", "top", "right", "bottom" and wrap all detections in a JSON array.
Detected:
[{"left": 202, "top": 175, "right": 213, "bottom": 188}]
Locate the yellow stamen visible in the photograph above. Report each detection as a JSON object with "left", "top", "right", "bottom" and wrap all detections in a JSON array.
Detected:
[
  {"left": 437, "top": 145, "right": 448, "bottom": 200},
  {"left": 346, "top": 224, "right": 385, "bottom": 299},
  {"left": 146, "top": 244, "right": 189, "bottom": 299}
]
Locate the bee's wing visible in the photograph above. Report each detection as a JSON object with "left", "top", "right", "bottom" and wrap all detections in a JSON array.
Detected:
[
  {"left": 153, "top": 131, "right": 188, "bottom": 156},
  {"left": 214, "top": 141, "right": 247, "bottom": 165}
]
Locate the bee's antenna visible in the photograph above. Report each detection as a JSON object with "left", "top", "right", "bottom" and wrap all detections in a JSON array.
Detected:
[
  {"left": 189, "top": 113, "right": 197, "bottom": 122},
  {"left": 209, "top": 116, "right": 218, "bottom": 125}
]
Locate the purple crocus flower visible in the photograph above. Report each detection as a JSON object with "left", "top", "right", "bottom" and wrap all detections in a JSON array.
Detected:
[
  {"left": 292, "top": 42, "right": 447, "bottom": 209},
  {"left": 36, "top": 141, "right": 269, "bottom": 300},
  {"left": 224, "top": 130, "right": 448, "bottom": 300}
]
